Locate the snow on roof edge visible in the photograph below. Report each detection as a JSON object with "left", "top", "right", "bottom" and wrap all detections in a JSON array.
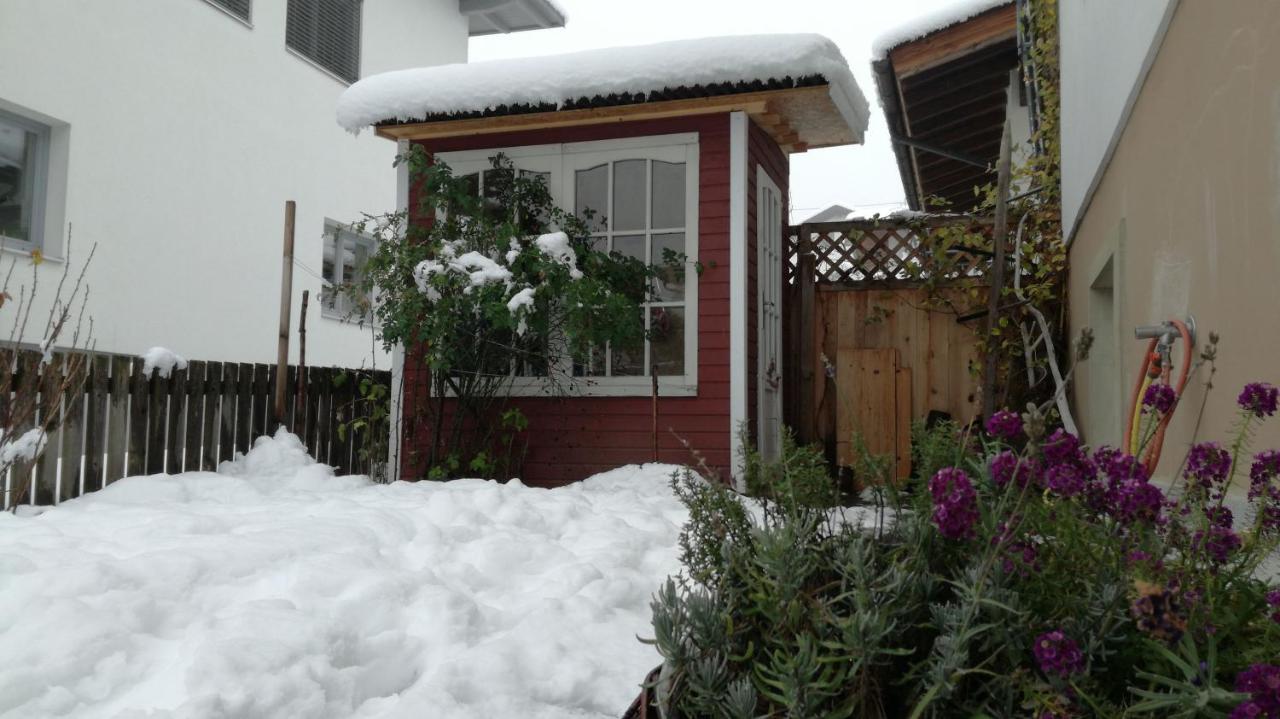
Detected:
[
  {"left": 871, "top": 0, "right": 1012, "bottom": 60},
  {"left": 336, "top": 33, "right": 868, "bottom": 138}
]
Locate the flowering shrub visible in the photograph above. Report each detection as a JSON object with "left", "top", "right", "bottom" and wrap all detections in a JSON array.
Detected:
[{"left": 646, "top": 382, "right": 1280, "bottom": 717}]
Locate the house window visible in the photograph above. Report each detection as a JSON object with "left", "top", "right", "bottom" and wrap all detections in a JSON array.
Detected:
[
  {"left": 571, "top": 156, "right": 689, "bottom": 379},
  {"left": 204, "top": 0, "right": 251, "bottom": 23},
  {"left": 434, "top": 134, "right": 700, "bottom": 397},
  {"left": 0, "top": 108, "right": 50, "bottom": 250},
  {"left": 322, "top": 220, "right": 375, "bottom": 321},
  {"left": 286, "top": 0, "right": 362, "bottom": 83}
]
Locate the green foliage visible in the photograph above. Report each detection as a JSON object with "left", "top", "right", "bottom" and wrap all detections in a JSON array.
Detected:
[
  {"left": 649, "top": 388, "right": 1280, "bottom": 718},
  {"left": 351, "top": 148, "right": 659, "bottom": 478},
  {"left": 332, "top": 369, "right": 390, "bottom": 482}
]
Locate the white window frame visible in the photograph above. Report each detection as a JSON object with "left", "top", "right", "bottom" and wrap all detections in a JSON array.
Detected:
[
  {"left": 434, "top": 132, "right": 700, "bottom": 398},
  {"left": 321, "top": 219, "right": 376, "bottom": 322},
  {"left": 0, "top": 107, "right": 51, "bottom": 254}
]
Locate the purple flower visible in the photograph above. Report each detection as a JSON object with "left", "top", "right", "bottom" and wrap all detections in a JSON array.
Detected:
[
  {"left": 1043, "top": 429, "right": 1083, "bottom": 465},
  {"left": 1206, "top": 505, "right": 1235, "bottom": 529},
  {"left": 990, "top": 451, "right": 1040, "bottom": 489},
  {"left": 929, "top": 467, "right": 979, "bottom": 540},
  {"left": 1110, "top": 479, "right": 1165, "bottom": 525},
  {"left": 1193, "top": 524, "right": 1242, "bottom": 566},
  {"left": 1239, "top": 383, "right": 1280, "bottom": 419},
  {"left": 1186, "top": 442, "right": 1232, "bottom": 492},
  {"left": 1044, "top": 463, "right": 1087, "bottom": 498},
  {"left": 1231, "top": 664, "right": 1280, "bottom": 719},
  {"left": 986, "top": 409, "right": 1023, "bottom": 441},
  {"left": 1095, "top": 447, "right": 1149, "bottom": 485},
  {"left": 1033, "top": 630, "right": 1084, "bottom": 678},
  {"left": 1251, "top": 451, "right": 1280, "bottom": 499},
  {"left": 1143, "top": 383, "right": 1178, "bottom": 414},
  {"left": 1267, "top": 590, "right": 1280, "bottom": 624}
]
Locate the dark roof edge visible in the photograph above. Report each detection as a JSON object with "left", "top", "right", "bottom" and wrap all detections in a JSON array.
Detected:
[
  {"left": 373, "top": 74, "right": 830, "bottom": 130},
  {"left": 871, "top": 58, "right": 922, "bottom": 211}
]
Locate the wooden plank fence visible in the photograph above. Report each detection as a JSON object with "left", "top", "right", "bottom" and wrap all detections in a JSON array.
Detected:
[{"left": 2, "top": 350, "right": 389, "bottom": 509}]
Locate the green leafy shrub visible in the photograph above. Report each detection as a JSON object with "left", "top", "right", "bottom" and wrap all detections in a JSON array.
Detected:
[
  {"left": 351, "top": 148, "right": 660, "bottom": 478},
  {"left": 647, "top": 384, "right": 1280, "bottom": 718}
]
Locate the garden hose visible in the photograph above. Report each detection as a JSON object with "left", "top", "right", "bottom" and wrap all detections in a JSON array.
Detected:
[{"left": 1124, "top": 319, "right": 1193, "bottom": 473}]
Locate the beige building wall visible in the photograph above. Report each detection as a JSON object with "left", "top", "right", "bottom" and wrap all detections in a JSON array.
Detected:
[{"left": 1067, "top": 0, "right": 1280, "bottom": 486}]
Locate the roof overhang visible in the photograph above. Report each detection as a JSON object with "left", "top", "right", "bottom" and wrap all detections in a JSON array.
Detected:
[
  {"left": 462, "top": 0, "right": 566, "bottom": 37},
  {"left": 373, "top": 84, "right": 862, "bottom": 153},
  {"left": 874, "top": 2, "right": 1018, "bottom": 210}
]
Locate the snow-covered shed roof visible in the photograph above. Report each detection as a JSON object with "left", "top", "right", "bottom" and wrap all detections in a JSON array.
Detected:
[
  {"left": 336, "top": 34, "right": 869, "bottom": 151},
  {"left": 871, "top": 1, "right": 1018, "bottom": 210},
  {"left": 462, "top": 0, "right": 567, "bottom": 37},
  {"left": 872, "top": 0, "right": 1010, "bottom": 59}
]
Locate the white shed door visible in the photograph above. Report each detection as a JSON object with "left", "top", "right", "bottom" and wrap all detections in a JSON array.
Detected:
[{"left": 757, "top": 169, "right": 783, "bottom": 462}]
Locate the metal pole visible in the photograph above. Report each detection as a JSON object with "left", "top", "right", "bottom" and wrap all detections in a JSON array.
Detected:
[
  {"left": 274, "top": 200, "right": 296, "bottom": 427},
  {"left": 296, "top": 289, "right": 309, "bottom": 426},
  {"left": 981, "top": 121, "right": 1013, "bottom": 420}
]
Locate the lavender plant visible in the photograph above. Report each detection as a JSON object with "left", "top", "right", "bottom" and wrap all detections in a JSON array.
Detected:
[{"left": 646, "top": 381, "right": 1280, "bottom": 718}]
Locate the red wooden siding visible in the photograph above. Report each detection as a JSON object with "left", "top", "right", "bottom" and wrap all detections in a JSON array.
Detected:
[
  {"left": 745, "top": 120, "right": 790, "bottom": 446},
  {"left": 400, "top": 115, "right": 735, "bottom": 486}
]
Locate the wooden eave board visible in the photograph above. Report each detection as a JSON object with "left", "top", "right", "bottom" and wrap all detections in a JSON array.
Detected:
[
  {"left": 373, "top": 85, "right": 855, "bottom": 152},
  {"left": 888, "top": 3, "right": 1017, "bottom": 79}
]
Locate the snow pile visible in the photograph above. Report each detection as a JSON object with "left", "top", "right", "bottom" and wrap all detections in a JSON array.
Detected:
[
  {"left": 0, "top": 428, "right": 47, "bottom": 465},
  {"left": 337, "top": 33, "right": 867, "bottom": 135},
  {"left": 141, "top": 346, "right": 188, "bottom": 379},
  {"left": 873, "top": 0, "right": 1011, "bottom": 58},
  {"left": 0, "top": 430, "right": 690, "bottom": 718}
]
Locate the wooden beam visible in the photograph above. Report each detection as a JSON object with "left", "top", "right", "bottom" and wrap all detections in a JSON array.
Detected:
[
  {"left": 889, "top": 3, "right": 1016, "bottom": 79},
  {"left": 374, "top": 86, "right": 830, "bottom": 142}
]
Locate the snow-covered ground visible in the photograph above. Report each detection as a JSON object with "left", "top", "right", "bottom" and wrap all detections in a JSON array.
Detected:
[{"left": 0, "top": 430, "right": 689, "bottom": 718}]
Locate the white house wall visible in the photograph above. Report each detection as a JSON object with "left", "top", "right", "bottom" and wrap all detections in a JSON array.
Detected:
[
  {"left": 1058, "top": 0, "right": 1179, "bottom": 241},
  {"left": 0, "top": 0, "right": 468, "bottom": 367}
]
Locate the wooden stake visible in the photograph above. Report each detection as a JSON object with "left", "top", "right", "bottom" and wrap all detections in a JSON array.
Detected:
[
  {"left": 981, "top": 121, "right": 1013, "bottom": 420},
  {"left": 651, "top": 370, "right": 659, "bottom": 462},
  {"left": 274, "top": 200, "right": 296, "bottom": 427},
  {"left": 297, "top": 289, "right": 309, "bottom": 423}
]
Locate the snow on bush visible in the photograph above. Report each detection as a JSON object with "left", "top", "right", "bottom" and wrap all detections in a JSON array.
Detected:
[
  {"left": 0, "top": 428, "right": 690, "bottom": 718},
  {"left": 0, "top": 428, "right": 47, "bottom": 466},
  {"left": 141, "top": 346, "right": 188, "bottom": 379}
]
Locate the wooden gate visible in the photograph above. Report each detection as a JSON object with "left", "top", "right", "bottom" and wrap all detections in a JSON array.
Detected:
[{"left": 784, "top": 218, "right": 992, "bottom": 479}]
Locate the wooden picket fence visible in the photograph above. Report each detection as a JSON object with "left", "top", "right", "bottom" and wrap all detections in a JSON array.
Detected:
[{"left": 2, "top": 349, "right": 389, "bottom": 509}]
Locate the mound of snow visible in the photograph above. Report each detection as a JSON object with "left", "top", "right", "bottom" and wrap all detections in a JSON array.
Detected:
[{"left": 0, "top": 436, "right": 691, "bottom": 718}]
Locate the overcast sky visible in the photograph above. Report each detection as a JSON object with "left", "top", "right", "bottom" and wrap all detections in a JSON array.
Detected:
[{"left": 469, "top": 0, "right": 970, "bottom": 223}]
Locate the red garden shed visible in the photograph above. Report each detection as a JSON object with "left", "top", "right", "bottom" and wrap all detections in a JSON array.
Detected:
[{"left": 337, "top": 34, "right": 868, "bottom": 486}]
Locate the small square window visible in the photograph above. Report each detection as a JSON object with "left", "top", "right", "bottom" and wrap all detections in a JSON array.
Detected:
[
  {"left": 204, "top": 0, "right": 251, "bottom": 23},
  {"left": 322, "top": 220, "right": 375, "bottom": 322},
  {"left": 0, "top": 108, "right": 50, "bottom": 250},
  {"left": 286, "top": 0, "right": 362, "bottom": 84}
]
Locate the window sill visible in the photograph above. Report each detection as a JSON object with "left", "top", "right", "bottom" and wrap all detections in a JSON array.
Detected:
[
  {"left": 0, "top": 241, "right": 61, "bottom": 264},
  {"left": 286, "top": 47, "right": 355, "bottom": 87},
  {"left": 502, "top": 376, "right": 698, "bottom": 398}
]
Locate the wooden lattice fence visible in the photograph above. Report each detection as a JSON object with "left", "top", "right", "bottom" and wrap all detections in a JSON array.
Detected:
[
  {"left": 2, "top": 350, "right": 389, "bottom": 509},
  {"left": 787, "top": 217, "right": 994, "bottom": 287}
]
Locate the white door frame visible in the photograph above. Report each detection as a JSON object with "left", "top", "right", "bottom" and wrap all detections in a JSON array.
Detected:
[{"left": 756, "top": 165, "right": 784, "bottom": 462}]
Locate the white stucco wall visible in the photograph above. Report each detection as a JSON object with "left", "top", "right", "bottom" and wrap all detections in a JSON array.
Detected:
[
  {"left": 1059, "top": 0, "right": 1179, "bottom": 240},
  {"left": 0, "top": 0, "right": 468, "bottom": 368}
]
